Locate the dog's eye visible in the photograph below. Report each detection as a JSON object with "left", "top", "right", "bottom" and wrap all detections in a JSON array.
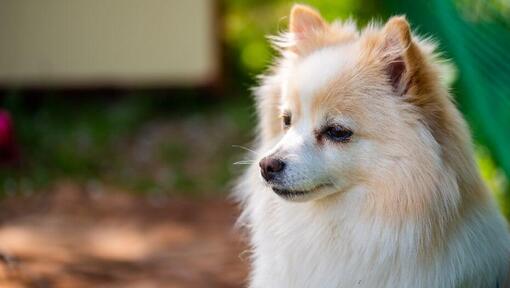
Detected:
[
  {"left": 282, "top": 114, "right": 291, "bottom": 128},
  {"left": 324, "top": 125, "right": 353, "bottom": 143}
]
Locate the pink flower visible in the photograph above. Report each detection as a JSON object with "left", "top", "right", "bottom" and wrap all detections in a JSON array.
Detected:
[{"left": 0, "top": 109, "right": 19, "bottom": 164}]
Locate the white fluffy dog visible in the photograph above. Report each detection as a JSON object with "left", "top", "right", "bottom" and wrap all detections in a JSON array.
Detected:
[{"left": 236, "top": 4, "right": 510, "bottom": 288}]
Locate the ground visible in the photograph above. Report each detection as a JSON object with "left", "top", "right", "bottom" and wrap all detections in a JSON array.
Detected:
[{"left": 0, "top": 181, "right": 249, "bottom": 288}]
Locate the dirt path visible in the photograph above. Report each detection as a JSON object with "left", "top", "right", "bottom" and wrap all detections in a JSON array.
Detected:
[{"left": 0, "top": 182, "right": 249, "bottom": 288}]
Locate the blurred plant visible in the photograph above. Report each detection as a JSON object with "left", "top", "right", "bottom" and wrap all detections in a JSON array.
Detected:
[
  {"left": 0, "top": 92, "right": 254, "bottom": 197},
  {"left": 0, "top": 109, "right": 19, "bottom": 165},
  {"left": 455, "top": 0, "right": 510, "bottom": 22},
  {"left": 223, "top": 0, "right": 375, "bottom": 84},
  {"left": 476, "top": 146, "right": 510, "bottom": 218}
]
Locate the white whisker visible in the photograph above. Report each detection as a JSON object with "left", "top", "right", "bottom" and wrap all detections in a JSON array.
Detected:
[
  {"left": 232, "top": 145, "right": 258, "bottom": 155},
  {"left": 234, "top": 160, "right": 256, "bottom": 165}
]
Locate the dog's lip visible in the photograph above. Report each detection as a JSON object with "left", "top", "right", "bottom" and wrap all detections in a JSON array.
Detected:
[{"left": 271, "top": 183, "right": 332, "bottom": 198}]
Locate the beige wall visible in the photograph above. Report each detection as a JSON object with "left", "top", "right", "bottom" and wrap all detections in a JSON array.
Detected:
[{"left": 0, "top": 0, "right": 218, "bottom": 87}]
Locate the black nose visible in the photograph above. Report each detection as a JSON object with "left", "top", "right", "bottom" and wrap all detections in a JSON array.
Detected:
[{"left": 259, "top": 157, "right": 285, "bottom": 181}]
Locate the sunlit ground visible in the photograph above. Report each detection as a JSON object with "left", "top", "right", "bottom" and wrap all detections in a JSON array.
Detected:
[{"left": 0, "top": 181, "right": 248, "bottom": 288}]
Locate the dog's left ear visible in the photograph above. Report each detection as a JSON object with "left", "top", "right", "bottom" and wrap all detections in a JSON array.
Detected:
[
  {"left": 379, "top": 16, "right": 417, "bottom": 96},
  {"left": 288, "top": 4, "right": 328, "bottom": 54}
]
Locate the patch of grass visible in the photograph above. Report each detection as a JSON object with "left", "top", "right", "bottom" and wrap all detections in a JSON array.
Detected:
[{"left": 0, "top": 91, "right": 255, "bottom": 197}]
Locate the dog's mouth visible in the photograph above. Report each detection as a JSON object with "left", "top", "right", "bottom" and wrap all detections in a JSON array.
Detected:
[
  {"left": 272, "top": 188, "right": 309, "bottom": 197},
  {"left": 271, "top": 183, "right": 332, "bottom": 200}
]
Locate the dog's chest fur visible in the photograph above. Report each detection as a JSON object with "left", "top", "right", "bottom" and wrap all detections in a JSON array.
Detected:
[{"left": 241, "top": 167, "right": 509, "bottom": 288}]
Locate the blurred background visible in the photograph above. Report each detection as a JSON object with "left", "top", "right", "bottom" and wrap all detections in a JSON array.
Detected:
[{"left": 0, "top": 0, "right": 508, "bottom": 287}]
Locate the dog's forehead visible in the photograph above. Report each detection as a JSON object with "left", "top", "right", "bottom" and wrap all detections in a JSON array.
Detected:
[
  {"left": 294, "top": 44, "right": 357, "bottom": 107},
  {"left": 282, "top": 42, "right": 360, "bottom": 118}
]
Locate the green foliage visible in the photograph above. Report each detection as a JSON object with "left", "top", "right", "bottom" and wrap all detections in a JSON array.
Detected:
[
  {"left": 476, "top": 146, "right": 510, "bottom": 218},
  {"left": 0, "top": 94, "right": 255, "bottom": 196},
  {"left": 224, "top": 0, "right": 376, "bottom": 82},
  {"left": 1, "top": 94, "right": 149, "bottom": 192}
]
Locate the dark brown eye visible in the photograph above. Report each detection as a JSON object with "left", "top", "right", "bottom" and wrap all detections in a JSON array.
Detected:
[
  {"left": 324, "top": 126, "right": 353, "bottom": 142},
  {"left": 282, "top": 113, "right": 291, "bottom": 128}
]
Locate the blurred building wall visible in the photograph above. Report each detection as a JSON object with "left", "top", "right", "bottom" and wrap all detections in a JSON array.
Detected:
[{"left": 0, "top": 0, "right": 219, "bottom": 87}]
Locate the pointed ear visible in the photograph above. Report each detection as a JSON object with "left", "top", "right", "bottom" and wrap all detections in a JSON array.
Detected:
[
  {"left": 380, "top": 16, "right": 414, "bottom": 95},
  {"left": 289, "top": 4, "right": 327, "bottom": 38},
  {"left": 383, "top": 16, "right": 412, "bottom": 53}
]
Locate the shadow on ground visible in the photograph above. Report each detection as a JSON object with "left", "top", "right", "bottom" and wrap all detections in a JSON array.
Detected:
[{"left": 0, "top": 181, "right": 248, "bottom": 288}]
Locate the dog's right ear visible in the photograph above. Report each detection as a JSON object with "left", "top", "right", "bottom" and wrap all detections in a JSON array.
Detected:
[
  {"left": 288, "top": 4, "right": 327, "bottom": 54},
  {"left": 289, "top": 4, "right": 327, "bottom": 37}
]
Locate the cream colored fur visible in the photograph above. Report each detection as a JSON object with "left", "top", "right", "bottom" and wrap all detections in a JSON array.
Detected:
[{"left": 235, "top": 5, "right": 510, "bottom": 288}]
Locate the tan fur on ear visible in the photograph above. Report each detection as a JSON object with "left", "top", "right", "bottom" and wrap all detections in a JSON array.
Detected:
[
  {"left": 283, "top": 5, "right": 357, "bottom": 56},
  {"left": 289, "top": 4, "right": 326, "bottom": 35},
  {"left": 383, "top": 16, "right": 412, "bottom": 51},
  {"left": 379, "top": 16, "right": 416, "bottom": 95},
  {"left": 287, "top": 4, "right": 329, "bottom": 55}
]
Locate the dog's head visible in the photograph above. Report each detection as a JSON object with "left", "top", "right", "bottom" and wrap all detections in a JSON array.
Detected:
[{"left": 257, "top": 5, "right": 453, "bottom": 202}]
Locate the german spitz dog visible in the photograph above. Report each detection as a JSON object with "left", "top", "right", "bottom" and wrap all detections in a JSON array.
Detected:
[{"left": 235, "top": 4, "right": 510, "bottom": 288}]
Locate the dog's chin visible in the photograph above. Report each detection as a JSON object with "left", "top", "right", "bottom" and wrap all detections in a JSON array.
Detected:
[{"left": 271, "top": 183, "right": 335, "bottom": 202}]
